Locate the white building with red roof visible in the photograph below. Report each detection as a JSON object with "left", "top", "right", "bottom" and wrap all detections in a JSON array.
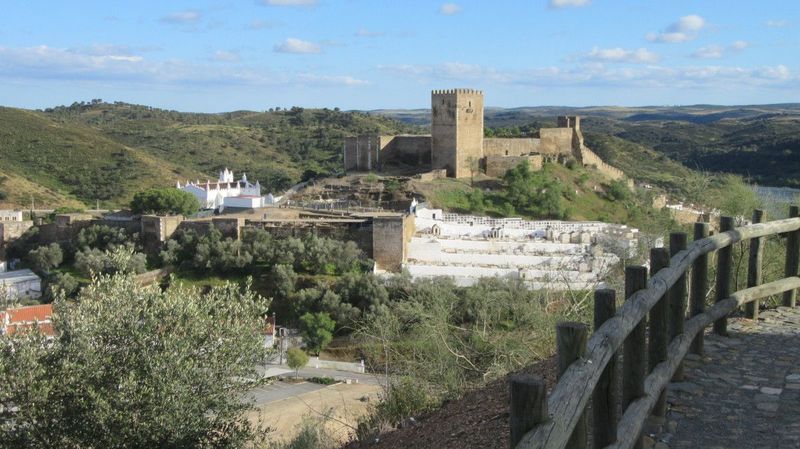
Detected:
[
  {"left": 177, "top": 168, "right": 263, "bottom": 210},
  {"left": 0, "top": 303, "right": 55, "bottom": 337}
]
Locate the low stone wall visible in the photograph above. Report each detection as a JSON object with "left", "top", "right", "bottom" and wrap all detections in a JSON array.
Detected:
[{"left": 415, "top": 169, "right": 448, "bottom": 182}]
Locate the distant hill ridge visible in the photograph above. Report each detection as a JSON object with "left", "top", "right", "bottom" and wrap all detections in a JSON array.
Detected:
[{"left": 1, "top": 101, "right": 798, "bottom": 209}]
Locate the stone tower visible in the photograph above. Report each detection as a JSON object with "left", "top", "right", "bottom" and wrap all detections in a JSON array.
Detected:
[{"left": 431, "top": 89, "right": 484, "bottom": 178}]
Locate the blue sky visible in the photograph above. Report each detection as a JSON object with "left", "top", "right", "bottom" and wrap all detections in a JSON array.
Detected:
[{"left": 0, "top": 0, "right": 797, "bottom": 111}]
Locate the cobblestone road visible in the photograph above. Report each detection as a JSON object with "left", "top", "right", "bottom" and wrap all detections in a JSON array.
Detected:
[{"left": 650, "top": 306, "right": 800, "bottom": 449}]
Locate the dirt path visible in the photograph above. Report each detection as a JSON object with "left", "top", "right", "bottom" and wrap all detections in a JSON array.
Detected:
[{"left": 249, "top": 382, "right": 382, "bottom": 443}]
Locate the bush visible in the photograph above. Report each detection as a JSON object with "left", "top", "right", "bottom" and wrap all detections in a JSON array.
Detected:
[
  {"left": 605, "top": 180, "right": 630, "bottom": 202},
  {"left": 287, "top": 347, "right": 310, "bottom": 378},
  {"left": 75, "top": 244, "right": 147, "bottom": 276},
  {"left": 307, "top": 376, "right": 337, "bottom": 385},
  {"left": 0, "top": 274, "right": 271, "bottom": 448},
  {"left": 27, "top": 243, "right": 63, "bottom": 274},
  {"left": 44, "top": 272, "right": 79, "bottom": 301},
  {"left": 130, "top": 188, "right": 199, "bottom": 216}
]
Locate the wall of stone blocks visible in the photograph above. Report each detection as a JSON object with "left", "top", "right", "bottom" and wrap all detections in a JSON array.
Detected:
[
  {"left": 0, "top": 221, "right": 34, "bottom": 246},
  {"left": 579, "top": 147, "right": 627, "bottom": 181},
  {"left": 371, "top": 215, "right": 408, "bottom": 272},
  {"left": 431, "top": 89, "right": 484, "bottom": 178},
  {"left": 386, "top": 135, "right": 432, "bottom": 166},
  {"left": 482, "top": 138, "right": 542, "bottom": 157},
  {"left": 485, "top": 155, "right": 544, "bottom": 177},
  {"left": 538, "top": 128, "right": 576, "bottom": 157}
]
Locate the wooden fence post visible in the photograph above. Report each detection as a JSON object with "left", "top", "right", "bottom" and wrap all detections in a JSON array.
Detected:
[
  {"left": 509, "top": 375, "right": 548, "bottom": 449},
  {"left": 714, "top": 216, "right": 735, "bottom": 335},
  {"left": 746, "top": 209, "right": 765, "bottom": 320},
  {"left": 784, "top": 205, "right": 800, "bottom": 308},
  {"left": 690, "top": 222, "right": 710, "bottom": 355},
  {"left": 623, "top": 266, "right": 647, "bottom": 449},
  {"left": 593, "top": 289, "right": 617, "bottom": 449},
  {"left": 648, "top": 248, "right": 670, "bottom": 418},
  {"left": 669, "top": 232, "right": 688, "bottom": 381},
  {"left": 557, "top": 322, "right": 588, "bottom": 449}
]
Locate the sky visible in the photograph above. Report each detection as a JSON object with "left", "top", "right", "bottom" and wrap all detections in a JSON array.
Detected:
[{"left": 0, "top": 0, "right": 798, "bottom": 112}]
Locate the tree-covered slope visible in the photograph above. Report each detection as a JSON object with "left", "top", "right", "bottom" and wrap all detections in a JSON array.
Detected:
[{"left": 0, "top": 102, "right": 420, "bottom": 208}]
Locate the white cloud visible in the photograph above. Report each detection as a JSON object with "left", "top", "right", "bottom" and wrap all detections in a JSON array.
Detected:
[
  {"left": 160, "top": 10, "right": 202, "bottom": 25},
  {"left": 261, "top": 0, "right": 317, "bottom": 6},
  {"left": 296, "top": 74, "right": 368, "bottom": 86},
  {"left": 213, "top": 50, "right": 240, "bottom": 62},
  {"left": 647, "top": 14, "right": 706, "bottom": 43},
  {"left": 439, "top": 3, "right": 461, "bottom": 15},
  {"left": 585, "top": 47, "right": 660, "bottom": 64},
  {"left": 764, "top": 20, "right": 790, "bottom": 28},
  {"left": 549, "top": 0, "right": 591, "bottom": 9},
  {"left": 0, "top": 44, "right": 365, "bottom": 88},
  {"left": 692, "top": 41, "right": 748, "bottom": 59},
  {"left": 692, "top": 45, "right": 724, "bottom": 59},
  {"left": 378, "top": 61, "right": 798, "bottom": 91},
  {"left": 355, "top": 28, "right": 384, "bottom": 38},
  {"left": 273, "top": 38, "right": 322, "bottom": 54},
  {"left": 730, "top": 40, "right": 748, "bottom": 51}
]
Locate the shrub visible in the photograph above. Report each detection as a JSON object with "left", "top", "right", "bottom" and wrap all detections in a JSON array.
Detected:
[
  {"left": 307, "top": 376, "right": 336, "bottom": 385},
  {"left": 27, "top": 243, "right": 63, "bottom": 274},
  {"left": 286, "top": 347, "right": 310, "bottom": 378},
  {"left": 130, "top": 188, "right": 199, "bottom": 216},
  {"left": 299, "top": 312, "right": 335, "bottom": 356}
]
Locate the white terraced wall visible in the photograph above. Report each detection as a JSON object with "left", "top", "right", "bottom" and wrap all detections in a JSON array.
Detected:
[{"left": 403, "top": 205, "right": 637, "bottom": 290}]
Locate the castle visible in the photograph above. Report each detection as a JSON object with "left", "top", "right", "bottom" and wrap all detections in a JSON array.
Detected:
[{"left": 344, "top": 89, "right": 626, "bottom": 181}]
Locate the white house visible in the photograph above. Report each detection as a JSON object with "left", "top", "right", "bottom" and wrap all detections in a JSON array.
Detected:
[
  {"left": 0, "top": 210, "right": 23, "bottom": 222},
  {"left": 177, "top": 168, "right": 262, "bottom": 210},
  {"left": 0, "top": 269, "right": 42, "bottom": 301}
]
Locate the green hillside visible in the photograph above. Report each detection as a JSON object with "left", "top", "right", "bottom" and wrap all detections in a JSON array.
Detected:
[{"left": 0, "top": 102, "right": 420, "bottom": 208}]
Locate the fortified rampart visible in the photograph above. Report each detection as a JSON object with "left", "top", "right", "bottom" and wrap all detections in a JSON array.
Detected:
[
  {"left": 344, "top": 90, "right": 629, "bottom": 184},
  {"left": 485, "top": 155, "right": 543, "bottom": 177}
]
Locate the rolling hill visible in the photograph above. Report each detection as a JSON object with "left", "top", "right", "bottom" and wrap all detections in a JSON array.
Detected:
[
  {"left": 0, "top": 102, "right": 419, "bottom": 208},
  {"left": 1, "top": 101, "right": 796, "bottom": 210}
]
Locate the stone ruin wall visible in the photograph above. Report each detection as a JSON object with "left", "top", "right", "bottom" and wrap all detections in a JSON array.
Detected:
[
  {"left": 482, "top": 138, "right": 541, "bottom": 157},
  {"left": 0, "top": 221, "right": 34, "bottom": 247},
  {"left": 538, "top": 128, "right": 577, "bottom": 157},
  {"left": 579, "top": 147, "right": 628, "bottom": 183},
  {"left": 485, "top": 155, "right": 544, "bottom": 177},
  {"left": 344, "top": 135, "right": 432, "bottom": 171}
]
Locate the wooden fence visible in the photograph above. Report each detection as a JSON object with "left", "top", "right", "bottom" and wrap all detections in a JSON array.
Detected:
[{"left": 510, "top": 206, "right": 800, "bottom": 449}]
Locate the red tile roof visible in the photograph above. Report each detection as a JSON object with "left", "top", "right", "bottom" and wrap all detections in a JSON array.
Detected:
[{"left": 1, "top": 304, "right": 55, "bottom": 337}]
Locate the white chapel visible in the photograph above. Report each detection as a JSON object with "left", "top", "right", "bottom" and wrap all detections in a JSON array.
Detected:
[{"left": 177, "top": 168, "right": 263, "bottom": 210}]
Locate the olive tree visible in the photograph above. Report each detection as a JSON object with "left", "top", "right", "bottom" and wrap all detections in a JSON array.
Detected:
[{"left": 0, "top": 274, "right": 271, "bottom": 449}]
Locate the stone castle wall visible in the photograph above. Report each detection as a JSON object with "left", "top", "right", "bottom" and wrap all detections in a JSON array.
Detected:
[
  {"left": 431, "top": 89, "right": 484, "bottom": 178},
  {"left": 538, "top": 128, "right": 576, "bottom": 157},
  {"left": 344, "top": 135, "right": 431, "bottom": 171},
  {"left": 485, "top": 155, "right": 544, "bottom": 177},
  {"left": 0, "top": 221, "right": 34, "bottom": 247},
  {"left": 371, "top": 214, "right": 415, "bottom": 272},
  {"left": 579, "top": 147, "right": 627, "bottom": 182},
  {"left": 482, "top": 138, "right": 542, "bottom": 157}
]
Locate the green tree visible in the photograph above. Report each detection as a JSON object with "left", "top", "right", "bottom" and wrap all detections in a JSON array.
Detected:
[
  {"left": 26, "top": 243, "right": 63, "bottom": 274},
  {"left": 299, "top": 312, "right": 335, "bottom": 356},
  {"left": 286, "top": 347, "right": 309, "bottom": 379},
  {"left": 75, "top": 244, "right": 147, "bottom": 276},
  {"left": 0, "top": 274, "right": 270, "bottom": 448},
  {"left": 503, "top": 161, "right": 565, "bottom": 219},
  {"left": 44, "top": 272, "right": 79, "bottom": 301},
  {"left": 130, "top": 188, "right": 200, "bottom": 216},
  {"left": 77, "top": 225, "right": 130, "bottom": 251}
]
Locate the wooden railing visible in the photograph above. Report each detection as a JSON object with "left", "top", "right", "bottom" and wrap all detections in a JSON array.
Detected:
[{"left": 510, "top": 206, "right": 800, "bottom": 449}]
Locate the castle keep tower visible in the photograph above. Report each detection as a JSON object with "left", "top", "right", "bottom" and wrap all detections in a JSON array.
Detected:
[{"left": 431, "top": 89, "right": 484, "bottom": 178}]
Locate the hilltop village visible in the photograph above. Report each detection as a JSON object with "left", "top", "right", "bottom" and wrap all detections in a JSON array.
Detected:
[{"left": 1, "top": 89, "right": 650, "bottom": 302}]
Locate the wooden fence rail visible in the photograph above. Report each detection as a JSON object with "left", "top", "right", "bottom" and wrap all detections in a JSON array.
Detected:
[{"left": 511, "top": 209, "right": 800, "bottom": 449}]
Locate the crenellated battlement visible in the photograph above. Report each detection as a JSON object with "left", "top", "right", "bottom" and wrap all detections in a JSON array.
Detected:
[{"left": 432, "top": 88, "right": 484, "bottom": 96}]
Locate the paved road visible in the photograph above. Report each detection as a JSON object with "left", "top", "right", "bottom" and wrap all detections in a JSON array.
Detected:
[
  {"left": 652, "top": 306, "right": 800, "bottom": 449},
  {"left": 246, "top": 381, "right": 329, "bottom": 405},
  {"left": 246, "top": 365, "right": 385, "bottom": 406}
]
